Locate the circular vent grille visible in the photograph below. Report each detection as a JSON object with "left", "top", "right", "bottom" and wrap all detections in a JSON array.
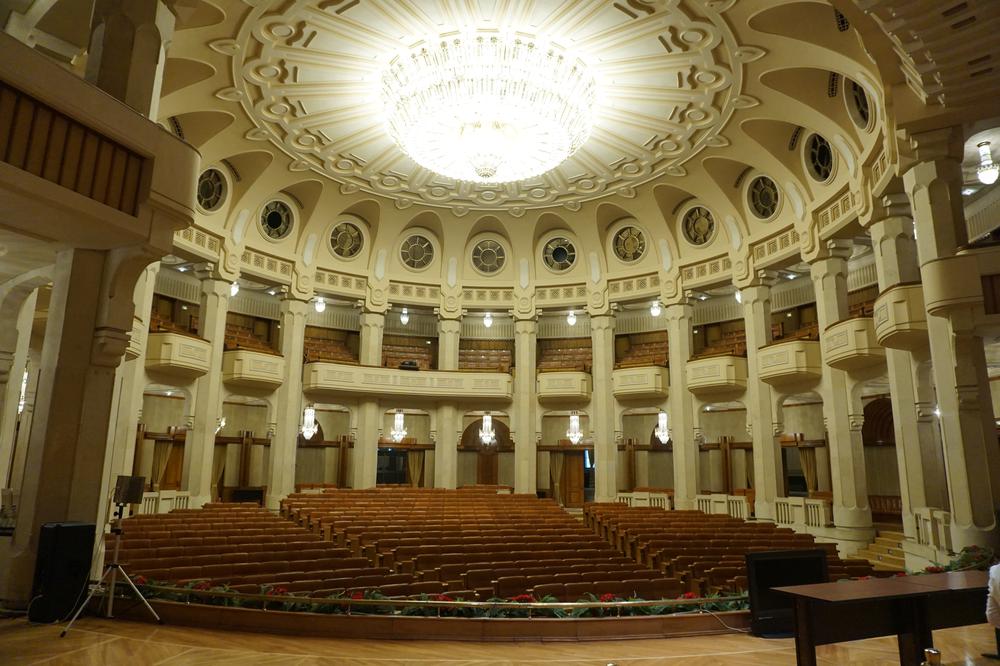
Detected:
[
  {"left": 748, "top": 176, "right": 780, "bottom": 219},
  {"left": 682, "top": 206, "right": 715, "bottom": 245},
  {"left": 543, "top": 237, "right": 577, "bottom": 272},
  {"left": 400, "top": 234, "right": 434, "bottom": 269},
  {"left": 197, "top": 168, "right": 226, "bottom": 212},
  {"left": 806, "top": 134, "right": 834, "bottom": 182},
  {"left": 612, "top": 226, "right": 646, "bottom": 262},
  {"left": 848, "top": 80, "right": 871, "bottom": 130},
  {"left": 330, "top": 222, "right": 363, "bottom": 258},
  {"left": 472, "top": 239, "right": 506, "bottom": 274},
  {"left": 260, "top": 200, "right": 293, "bottom": 239}
]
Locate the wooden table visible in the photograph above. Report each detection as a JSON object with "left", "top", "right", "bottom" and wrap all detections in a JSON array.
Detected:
[{"left": 775, "top": 571, "right": 988, "bottom": 666}]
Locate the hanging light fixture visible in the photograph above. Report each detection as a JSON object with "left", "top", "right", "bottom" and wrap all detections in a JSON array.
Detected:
[
  {"left": 479, "top": 413, "right": 497, "bottom": 446},
  {"left": 566, "top": 310, "right": 577, "bottom": 326},
  {"left": 301, "top": 406, "right": 319, "bottom": 440},
  {"left": 650, "top": 300, "right": 662, "bottom": 317},
  {"left": 654, "top": 411, "right": 669, "bottom": 444},
  {"left": 399, "top": 307, "right": 410, "bottom": 326},
  {"left": 390, "top": 409, "right": 407, "bottom": 443},
  {"left": 314, "top": 296, "right": 326, "bottom": 313},
  {"left": 977, "top": 142, "right": 999, "bottom": 185},
  {"left": 380, "top": 29, "right": 596, "bottom": 184},
  {"left": 215, "top": 416, "right": 226, "bottom": 435},
  {"left": 566, "top": 411, "right": 583, "bottom": 445},
  {"left": 230, "top": 281, "right": 240, "bottom": 297},
  {"left": 483, "top": 312, "right": 493, "bottom": 329}
]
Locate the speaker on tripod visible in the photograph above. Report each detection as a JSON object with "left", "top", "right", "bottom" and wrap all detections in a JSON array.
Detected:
[{"left": 29, "top": 522, "right": 95, "bottom": 623}]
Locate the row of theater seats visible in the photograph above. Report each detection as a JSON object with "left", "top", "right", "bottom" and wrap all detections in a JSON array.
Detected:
[
  {"left": 149, "top": 312, "right": 196, "bottom": 336},
  {"left": 224, "top": 323, "right": 275, "bottom": 353},
  {"left": 381, "top": 339, "right": 433, "bottom": 370},
  {"left": 537, "top": 338, "right": 592, "bottom": 372},
  {"left": 303, "top": 335, "right": 357, "bottom": 364},
  {"left": 586, "top": 504, "right": 877, "bottom": 595},
  {"left": 280, "top": 488, "right": 679, "bottom": 600},
  {"left": 615, "top": 332, "right": 668, "bottom": 369},
  {"left": 458, "top": 344, "right": 512, "bottom": 372}
]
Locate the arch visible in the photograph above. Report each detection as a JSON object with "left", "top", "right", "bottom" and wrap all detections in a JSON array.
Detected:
[
  {"left": 161, "top": 57, "right": 216, "bottom": 97},
  {"left": 460, "top": 416, "right": 513, "bottom": 451},
  {"left": 171, "top": 110, "right": 234, "bottom": 150},
  {"left": 173, "top": 0, "right": 226, "bottom": 30}
]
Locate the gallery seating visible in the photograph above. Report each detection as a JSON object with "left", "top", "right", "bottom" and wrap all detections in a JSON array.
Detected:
[{"left": 537, "top": 338, "right": 592, "bottom": 372}]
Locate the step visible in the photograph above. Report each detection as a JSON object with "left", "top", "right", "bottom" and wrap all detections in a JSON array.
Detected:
[
  {"left": 869, "top": 542, "right": 904, "bottom": 558},
  {"left": 874, "top": 536, "right": 903, "bottom": 549},
  {"left": 877, "top": 530, "right": 905, "bottom": 542},
  {"left": 855, "top": 549, "right": 905, "bottom": 571}
]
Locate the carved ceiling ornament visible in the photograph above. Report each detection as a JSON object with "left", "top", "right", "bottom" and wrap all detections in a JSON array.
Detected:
[{"left": 228, "top": 0, "right": 745, "bottom": 213}]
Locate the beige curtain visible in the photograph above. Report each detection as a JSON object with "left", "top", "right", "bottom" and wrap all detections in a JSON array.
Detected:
[
  {"left": 799, "top": 446, "right": 818, "bottom": 494},
  {"left": 407, "top": 450, "right": 425, "bottom": 487},
  {"left": 150, "top": 440, "right": 172, "bottom": 490},
  {"left": 745, "top": 450, "right": 755, "bottom": 488},
  {"left": 211, "top": 444, "right": 227, "bottom": 498},
  {"left": 550, "top": 452, "right": 564, "bottom": 503}
]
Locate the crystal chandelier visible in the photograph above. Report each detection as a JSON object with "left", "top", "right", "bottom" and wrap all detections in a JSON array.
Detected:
[
  {"left": 978, "top": 141, "right": 999, "bottom": 185},
  {"left": 390, "top": 409, "right": 407, "bottom": 443},
  {"left": 655, "top": 411, "right": 669, "bottom": 444},
  {"left": 479, "top": 414, "right": 497, "bottom": 446},
  {"left": 566, "top": 411, "right": 583, "bottom": 445},
  {"left": 381, "top": 30, "right": 596, "bottom": 183},
  {"left": 301, "top": 406, "right": 319, "bottom": 440}
]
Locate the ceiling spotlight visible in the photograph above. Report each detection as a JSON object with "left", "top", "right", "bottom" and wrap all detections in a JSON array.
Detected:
[
  {"left": 230, "top": 281, "right": 240, "bottom": 297},
  {"left": 268, "top": 288, "right": 277, "bottom": 296},
  {"left": 314, "top": 296, "right": 326, "bottom": 313},
  {"left": 698, "top": 294, "right": 709, "bottom": 301},
  {"left": 400, "top": 307, "right": 409, "bottom": 326},
  {"left": 483, "top": 312, "right": 493, "bottom": 328},
  {"left": 176, "top": 266, "right": 188, "bottom": 272},
  {"left": 786, "top": 273, "right": 798, "bottom": 280},
  {"left": 962, "top": 188, "right": 976, "bottom": 196},
  {"left": 977, "top": 142, "right": 999, "bottom": 185},
  {"left": 650, "top": 300, "right": 662, "bottom": 317},
  {"left": 566, "top": 310, "right": 577, "bottom": 326},
  {"left": 734, "top": 290, "right": 743, "bottom": 304}
]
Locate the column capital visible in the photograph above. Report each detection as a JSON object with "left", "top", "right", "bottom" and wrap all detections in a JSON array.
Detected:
[
  {"left": 898, "top": 126, "right": 964, "bottom": 172},
  {"left": 436, "top": 317, "right": 462, "bottom": 333},
  {"left": 193, "top": 262, "right": 229, "bottom": 282},
  {"left": 279, "top": 296, "right": 311, "bottom": 317},
  {"left": 514, "top": 318, "right": 537, "bottom": 335},
  {"left": 663, "top": 301, "right": 693, "bottom": 322},
  {"left": 589, "top": 312, "right": 615, "bottom": 333}
]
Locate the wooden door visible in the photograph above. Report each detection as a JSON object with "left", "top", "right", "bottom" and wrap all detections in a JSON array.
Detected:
[
  {"left": 477, "top": 450, "right": 498, "bottom": 485},
  {"left": 561, "top": 452, "right": 585, "bottom": 508},
  {"left": 161, "top": 442, "right": 185, "bottom": 490}
]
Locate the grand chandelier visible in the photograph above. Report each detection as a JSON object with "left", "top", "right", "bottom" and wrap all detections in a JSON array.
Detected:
[
  {"left": 479, "top": 414, "right": 497, "bottom": 446},
  {"left": 390, "top": 410, "right": 407, "bottom": 443},
  {"left": 381, "top": 30, "right": 596, "bottom": 184}
]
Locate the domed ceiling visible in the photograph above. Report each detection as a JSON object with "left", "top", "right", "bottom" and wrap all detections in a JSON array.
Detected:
[{"left": 222, "top": 0, "right": 750, "bottom": 214}]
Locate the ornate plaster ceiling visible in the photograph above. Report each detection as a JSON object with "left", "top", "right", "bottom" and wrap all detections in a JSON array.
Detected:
[{"left": 221, "top": 0, "right": 753, "bottom": 215}]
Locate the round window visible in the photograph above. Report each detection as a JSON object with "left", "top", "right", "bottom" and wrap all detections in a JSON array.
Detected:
[
  {"left": 400, "top": 234, "right": 435, "bottom": 269},
  {"left": 197, "top": 168, "right": 226, "bottom": 212},
  {"left": 330, "top": 222, "right": 363, "bottom": 258},
  {"left": 260, "top": 200, "right": 293, "bottom": 240},
  {"left": 747, "top": 176, "right": 780, "bottom": 219},
  {"left": 543, "top": 237, "right": 577, "bottom": 272},
  {"left": 682, "top": 206, "right": 715, "bottom": 245}
]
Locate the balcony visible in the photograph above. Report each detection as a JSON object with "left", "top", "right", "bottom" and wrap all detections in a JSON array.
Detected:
[
  {"left": 873, "top": 283, "right": 927, "bottom": 351},
  {"left": 612, "top": 366, "right": 669, "bottom": 399},
  {"left": 302, "top": 362, "right": 512, "bottom": 400},
  {"left": 145, "top": 331, "right": 212, "bottom": 379},
  {"left": 222, "top": 349, "right": 285, "bottom": 389},
  {"left": 685, "top": 355, "right": 747, "bottom": 396},
  {"left": 757, "top": 340, "right": 822, "bottom": 386},
  {"left": 823, "top": 317, "right": 885, "bottom": 371},
  {"left": 537, "top": 371, "right": 592, "bottom": 401}
]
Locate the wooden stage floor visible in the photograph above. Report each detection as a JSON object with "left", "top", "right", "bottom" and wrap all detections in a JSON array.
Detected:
[{"left": 0, "top": 616, "right": 996, "bottom": 665}]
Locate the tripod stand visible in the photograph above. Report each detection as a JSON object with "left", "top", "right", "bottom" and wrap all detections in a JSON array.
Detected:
[{"left": 61, "top": 503, "right": 162, "bottom": 637}]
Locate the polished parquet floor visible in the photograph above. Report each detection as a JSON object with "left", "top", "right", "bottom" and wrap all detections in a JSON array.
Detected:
[{"left": 0, "top": 616, "right": 997, "bottom": 665}]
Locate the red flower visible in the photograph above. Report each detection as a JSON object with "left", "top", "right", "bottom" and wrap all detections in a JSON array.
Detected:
[
  {"left": 266, "top": 586, "right": 288, "bottom": 596},
  {"left": 434, "top": 594, "right": 454, "bottom": 602},
  {"left": 509, "top": 594, "right": 534, "bottom": 603},
  {"left": 350, "top": 591, "right": 364, "bottom": 600},
  {"left": 133, "top": 575, "right": 148, "bottom": 586},
  {"left": 599, "top": 593, "right": 616, "bottom": 603},
  {"left": 679, "top": 592, "right": 698, "bottom": 600},
  {"left": 924, "top": 565, "right": 945, "bottom": 574},
  {"left": 192, "top": 580, "right": 212, "bottom": 591}
]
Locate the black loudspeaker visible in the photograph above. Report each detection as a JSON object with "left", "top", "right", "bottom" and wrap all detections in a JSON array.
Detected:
[
  {"left": 113, "top": 475, "right": 145, "bottom": 505},
  {"left": 29, "top": 522, "right": 95, "bottom": 623}
]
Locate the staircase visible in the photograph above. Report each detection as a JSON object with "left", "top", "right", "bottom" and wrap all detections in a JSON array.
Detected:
[{"left": 855, "top": 528, "right": 906, "bottom": 572}]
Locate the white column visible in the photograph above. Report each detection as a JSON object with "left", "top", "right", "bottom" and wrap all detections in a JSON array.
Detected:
[
  {"left": 266, "top": 297, "right": 309, "bottom": 508},
  {"left": 0, "top": 249, "right": 138, "bottom": 603},
  {"left": 435, "top": 404, "right": 458, "bottom": 489},
  {"left": 437, "top": 317, "right": 460, "bottom": 371},
  {"left": 0, "top": 290, "right": 37, "bottom": 488},
  {"left": 512, "top": 317, "right": 537, "bottom": 494},
  {"left": 353, "top": 310, "right": 385, "bottom": 488},
  {"left": 665, "top": 302, "right": 697, "bottom": 508},
  {"left": 8, "top": 350, "right": 39, "bottom": 497},
  {"left": 182, "top": 275, "right": 230, "bottom": 507},
  {"left": 810, "top": 245, "right": 873, "bottom": 531},
  {"left": 741, "top": 282, "right": 781, "bottom": 520},
  {"left": 904, "top": 136, "right": 1000, "bottom": 548},
  {"left": 590, "top": 313, "right": 617, "bottom": 502}
]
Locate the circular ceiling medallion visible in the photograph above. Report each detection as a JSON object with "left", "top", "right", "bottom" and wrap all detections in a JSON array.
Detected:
[
  {"left": 612, "top": 226, "right": 647, "bottom": 262},
  {"left": 472, "top": 239, "right": 506, "bottom": 274},
  {"left": 682, "top": 206, "right": 715, "bottom": 245},
  {"left": 196, "top": 168, "right": 226, "bottom": 212},
  {"left": 330, "top": 221, "right": 363, "bottom": 258},
  {"left": 806, "top": 134, "right": 835, "bottom": 182},
  {"left": 400, "top": 234, "right": 435, "bottom": 270},
  {"left": 747, "top": 176, "right": 779, "bottom": 220},
  {"left": 228, "top": 0, "right": 743, "bottom": 212},
  {"left": 543, "top": 237, "right": 577, "bottom": 272},
  {"left": 259, "top": 200, "right": 293, "bottom": 240}
]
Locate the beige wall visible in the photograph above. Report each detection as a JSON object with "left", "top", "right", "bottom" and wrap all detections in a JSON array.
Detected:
[
  {"left": 622, "top": 412, "right": 658, "bottom": 445},
  {"left": 382, "top": 411, "right": 431, "bottom": 442},
  {"left": 220, "top": 401, "right": 269, "bottom": 437},
  {"left": 141, "top": 393, "right": 186, "bottom": 432},
  {"left": 701, "top": 408, "right": 747, "bottom": 442},
  {"left": 315, "top": 408, "right": 350, "bottom": 439},
  {"left": 781, "top": 401, "right": 825, "bottom": 440}
]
